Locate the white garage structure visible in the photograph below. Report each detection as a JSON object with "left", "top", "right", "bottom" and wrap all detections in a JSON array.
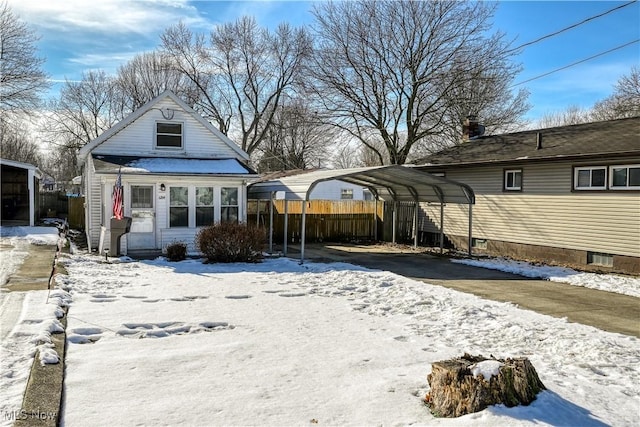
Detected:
[{"left": 248, "top": 165, "right": 475, "bottom": 263}]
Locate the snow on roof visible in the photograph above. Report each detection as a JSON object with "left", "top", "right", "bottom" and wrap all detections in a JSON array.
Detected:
[{"left": 92, "top": 155, "right": 255, "bottom": 175}]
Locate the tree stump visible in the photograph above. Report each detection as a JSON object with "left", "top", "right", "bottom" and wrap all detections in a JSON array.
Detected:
[{"left": 425, "top": 353, "right": 546, "bottom": 418}]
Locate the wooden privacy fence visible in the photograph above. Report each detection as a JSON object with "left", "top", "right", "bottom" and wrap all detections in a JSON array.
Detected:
[
  {"left": 67, "top": 196, "right": 85, "bottom": 230},
  {"left": 247, "top": 199, "right": 430, "bottom": 244},
  {"left": 247, "top": 200, "right": 385, "bottom": 243}
]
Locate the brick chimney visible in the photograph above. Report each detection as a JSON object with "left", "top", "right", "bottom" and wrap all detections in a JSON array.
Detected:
[{"left": 462, "top": 115, "right": 485, "bottom": 142}]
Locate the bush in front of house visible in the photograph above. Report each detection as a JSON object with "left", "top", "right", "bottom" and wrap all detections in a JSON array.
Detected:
[
  {"left": 166, "top": 241, "right": 187, "bottom": 262},
  {"left": 195, "top": 222, "right": 266, "bottom": 263}
]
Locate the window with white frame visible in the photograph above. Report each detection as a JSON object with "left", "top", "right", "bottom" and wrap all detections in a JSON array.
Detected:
[
  {"left": 156, "top": 122, "right": 183, "bottom": 149},
  {"left": 610, "top": 164, "right": 640, "bottom": 190},
  {"left": 131, "top": 186, "right": 153, "bottom": 208},
  {"left": 221, "top": 187, "right": 238, "bottom": 222},
  {"left": 504, "top": 169, "right": 522, "bottom": 191},
  {"left": 341, "top": 188, "right": 354, "bottom": 199},
  {"left": 574, "top": 166, "right": 606, "bottom": 190},
  {"left": 195, "top": 187, "right": 214, "bottom": 226},
  {"left": 169, "top": 186, "right": 189, "bottom": 227}
]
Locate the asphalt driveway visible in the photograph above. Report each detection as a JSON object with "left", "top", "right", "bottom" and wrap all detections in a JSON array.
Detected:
[{"left": 295, "top": 243, "right": 640, "bottom": 338}]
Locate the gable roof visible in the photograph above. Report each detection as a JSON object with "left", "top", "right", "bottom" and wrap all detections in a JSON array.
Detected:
[
  {"left": 416, "top": 116, "right": 640, "bottom": 167},
  {"left": 77, "top": 90, "right": 249, "bottom": 164}
]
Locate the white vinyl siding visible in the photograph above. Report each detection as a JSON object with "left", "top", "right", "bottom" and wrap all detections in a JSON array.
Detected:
[
  {"left": 91, "top": 98, "right": 241, "bottom": 158},
  {"left": 420, "top": 160, "right": 640, "bottom": 258}
]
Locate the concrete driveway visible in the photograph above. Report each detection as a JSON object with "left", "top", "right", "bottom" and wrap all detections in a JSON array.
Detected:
[{"left": 295, "top": 243, "right": 640, "bottom": 338}]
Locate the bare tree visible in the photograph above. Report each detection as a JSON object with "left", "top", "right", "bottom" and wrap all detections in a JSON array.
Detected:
[
  {"left": 535, "top": 67, "right": 640, "bottom": 128},
  {"left": 161, "top": 22, "right": 234, "bottom": 135},
  {"left": 310, "top": 0, "right": 527, "bottom": 164},
  {"left": 0, "top": 1, "right": 49, "bottom": 116},
  {"left": 536, "top": 106, "right": 591, "bottom": 128},
  {"left": 256, "top": 99, "right": 333, "bottom": 171},
  {"left": 591, "top": 66, "right": 640, "bottom": 120},
  {"left": 42, "top": 71, "right": 123, "bottom": 182},
  {"left": 0, "top": 115, "right": 42, "bottom": 164},
  {"left": 116, "top": 51, "right": 200, "bottom": 111},
  {"left": 45, "top": 70, "right": 122, "bottom": 151},
  {"left": 162, "top": 17, "right": 313, "bottom": 157},
  {"left": 431, "top": 34, "right": 530, "bottom": 151}
]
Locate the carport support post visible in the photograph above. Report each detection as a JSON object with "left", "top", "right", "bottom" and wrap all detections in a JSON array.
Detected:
[
  {"left": 269, "top": 193, "right": 274, "bottom": 254},
  {"left": 392, "top": 201, "right": 397, "bottom": 244},
  {"left": 373, "top": 199, "right": 378, "bottom": 241},
  {"left": 468, "top": 202, "right": 473, "bottom": 256},
  {"left": 256, "top": 200, "right": 260, "bottom": 226},
  {"left": 300, "top": 200, "right": 307, "bottom": 263},
  {"left": 413, "top": 199, "right": 418, "bottom": 248},
  {"left": 439, "top": 202, "right": 444, "bottom": 254},
  {"left": 283, "top": 200, "right": 289, "bottom": 256}
]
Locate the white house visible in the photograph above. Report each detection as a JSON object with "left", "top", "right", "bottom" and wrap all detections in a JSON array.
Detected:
[{"left": 77, "top": 91, "right": 258, "bottom": 256}]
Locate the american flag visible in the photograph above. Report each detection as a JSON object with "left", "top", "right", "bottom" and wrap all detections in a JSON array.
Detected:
[{"left": 112, "top": 168, "right": 124, "bottom": 220}]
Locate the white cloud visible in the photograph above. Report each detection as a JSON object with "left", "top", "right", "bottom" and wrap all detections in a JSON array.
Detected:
[{"left": 10, "top": 0, "right": 209, "bottom": 36}]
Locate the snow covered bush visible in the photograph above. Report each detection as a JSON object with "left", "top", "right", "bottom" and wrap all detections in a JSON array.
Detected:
[
  {"left": 165, "top": 241, "right": 187, "bottom": 262},
  {"left": 195, "top": 223, "right": 266, "bottom": 263}
]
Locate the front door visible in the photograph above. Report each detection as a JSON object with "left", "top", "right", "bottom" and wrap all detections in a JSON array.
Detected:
[{"left": 128, "top": 185, "right": 155, "bottom": 249}]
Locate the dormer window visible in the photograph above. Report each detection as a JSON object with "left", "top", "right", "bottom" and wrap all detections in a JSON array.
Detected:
[{"left": 156, "top": 122, "right": 183, "bottom": 149}]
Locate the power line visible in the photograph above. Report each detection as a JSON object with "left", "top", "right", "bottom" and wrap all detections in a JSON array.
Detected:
[
  {"left": 512, "top": 39, "right": 640, "bottom": 87},
  {"left": 506, "top": 0, "right": 638, "bottom": 53}
]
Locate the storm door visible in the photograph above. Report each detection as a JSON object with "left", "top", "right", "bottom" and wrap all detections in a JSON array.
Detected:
[{"left": 128, "top": 185, "right": 155, "bottom": 249}]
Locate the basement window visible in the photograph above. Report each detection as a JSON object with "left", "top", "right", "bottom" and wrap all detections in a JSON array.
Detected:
[
  {"left": 587, "top": 251, "right": 613, "bottom": 267},
  {"left": 472, "top": 238, "right": 487, "bottom": 249}
]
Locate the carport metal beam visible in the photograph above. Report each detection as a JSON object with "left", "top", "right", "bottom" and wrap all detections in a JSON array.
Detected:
[{"left": 247, "top": 166, "right": 475, "bottom": 264}]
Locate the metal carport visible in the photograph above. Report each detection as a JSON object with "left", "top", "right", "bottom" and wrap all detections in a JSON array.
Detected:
[{"left": 247, "top": 165, "right": 475, "bottom": 263}]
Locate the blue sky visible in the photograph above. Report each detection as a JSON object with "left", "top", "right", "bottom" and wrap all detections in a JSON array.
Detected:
[{"left": 9, "top": 0, "right": 640, "bottom": 123}]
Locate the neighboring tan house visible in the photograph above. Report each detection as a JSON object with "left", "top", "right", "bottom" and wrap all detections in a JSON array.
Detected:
[
  {"left": 77, "top": 90, "right": 258, "bottom": 256},
  {"left": 416, "top": 116, "right": 640, "bottom": 275},
  {"left": 0, "top": 158, "right": 42, "bottom": 226}
]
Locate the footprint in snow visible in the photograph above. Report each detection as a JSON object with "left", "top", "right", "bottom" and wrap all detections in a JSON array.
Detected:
[
  {"left": 225, "top": 295, "right": 252, "bottom": 299},
  {"left": 116, "top": 321, "right": 234, "bottom": 339},
  {"left": 90, "top": 294, "right": 117, "bottom": 303},
  {"left": 278, "top": 292, "right": 308, "bottom": 298},
  {"left": 68, "top": 327, "right": 104, "bottom": 344}
]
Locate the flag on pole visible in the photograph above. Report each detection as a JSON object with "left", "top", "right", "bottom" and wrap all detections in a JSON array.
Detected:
[{"left": 112, "top": 168, "right": 124, "bottom": 220}]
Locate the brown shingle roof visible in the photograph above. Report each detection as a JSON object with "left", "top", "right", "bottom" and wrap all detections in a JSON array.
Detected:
[{"left": 416, "top": 116, "right": 640, "bottom": 166}]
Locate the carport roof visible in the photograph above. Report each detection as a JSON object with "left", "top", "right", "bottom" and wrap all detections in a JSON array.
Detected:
[{"left": 248, "top": 165, "right": 475, "bottom": 205}]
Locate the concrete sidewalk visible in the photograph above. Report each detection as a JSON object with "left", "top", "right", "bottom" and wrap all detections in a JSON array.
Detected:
[
  {"left": 295, "top": 243, "right": 640, "bottom": 338},
  {"left": 2, "top": 242, "right": 65, "bottom": 427}
]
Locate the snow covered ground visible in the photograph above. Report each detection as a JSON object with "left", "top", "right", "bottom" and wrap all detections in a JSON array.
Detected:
[
  {"left": 1, "top": 228, "right": 639, "bottom": 426},
  {"left": 0, "top": 227, "right": 64, "bottom": 426},
  {"left": 453, "top": 258, "right": 640, "bottom": 298}
]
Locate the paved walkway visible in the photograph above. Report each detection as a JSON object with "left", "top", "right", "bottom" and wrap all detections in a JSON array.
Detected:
[
  {"left": 1, "top": 241, "right": 64, "bottom": 427},
  {"left": 294, "top": 243, "right": 640, "bottom": 338}
]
